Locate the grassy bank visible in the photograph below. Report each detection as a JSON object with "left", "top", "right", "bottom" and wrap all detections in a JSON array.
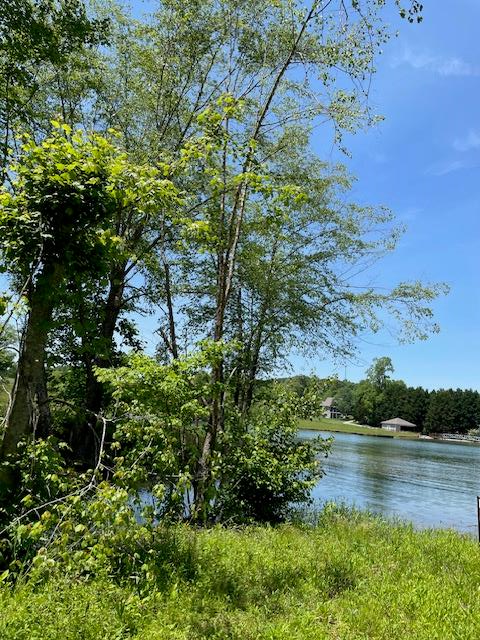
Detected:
[
  {"left": 2, "top": 509, "right": 480, "bottom": 639},
  {"left": 299, "top": 417, "right": 420, "bottom": 439}
]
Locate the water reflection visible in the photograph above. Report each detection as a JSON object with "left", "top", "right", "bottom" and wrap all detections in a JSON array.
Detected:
[{"left": 301, "top": 430, "right": 480, "bottom": 533}]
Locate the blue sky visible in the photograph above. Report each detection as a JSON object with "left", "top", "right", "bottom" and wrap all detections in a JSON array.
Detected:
[{"left": 293, "top": 1, "right": 480, "bottom": 390}]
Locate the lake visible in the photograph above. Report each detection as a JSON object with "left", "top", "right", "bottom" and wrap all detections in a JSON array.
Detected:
[{"left": 300, "top": 429, "right": 480, "bottom": 534}]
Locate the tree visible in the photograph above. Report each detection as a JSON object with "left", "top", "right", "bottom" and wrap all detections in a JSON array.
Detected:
[
  {"left": 424, "top": 390, "right": 454, "bottom": 434},
  {"left": 424, "top": 388, "right": 480, "bottom": 434},
  {"left": 351, "top": 360, "right": 432, "bottom": 428},
  {"left": 366, "top": 357, "right": 395, "bottom": 389},
  {"left": 0, "top": 0, "right": 108, "bottom": 175},
  {"left": 223, "top": 154, "right": 442, "bottom": 414},
  {"left": 333, "top": 381, "right": 357, "bottom": 418},
  {"left": 352, "top": 380, "right": 380, "bottom": 425},
  {"left": 0, "top": 125, "right": 180, "bottom": 469},
  {"left": 404, "top": 386, "right": 430, "bottom": 429},
  {"left": 96, "top": 347, "right": 329, "bottom": 524}
]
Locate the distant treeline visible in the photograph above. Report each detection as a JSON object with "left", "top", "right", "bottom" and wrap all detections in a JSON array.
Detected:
[{"left": 275, "top": 373, "right": 480, "bottom": 434}]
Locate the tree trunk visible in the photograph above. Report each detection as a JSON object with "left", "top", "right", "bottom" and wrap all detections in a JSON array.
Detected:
[
  {"left": 163, "top": 258, "right": 179, "bottom": 360},
  {"left": 73, "top": 263, "right": 127, "bottom": 466},
  {"left": 192, "top": 5, "right": 317, "bottom": 518},
  {"left": 0, "top": 266, "right": 59, "bottom": 471}
]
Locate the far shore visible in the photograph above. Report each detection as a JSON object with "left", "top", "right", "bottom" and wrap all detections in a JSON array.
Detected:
[
  {"left": 298, "top": 417, "right": 420, "bottom": 439},
  {"left": 298, "top": 418, "right": 480, "bottom": 445}
]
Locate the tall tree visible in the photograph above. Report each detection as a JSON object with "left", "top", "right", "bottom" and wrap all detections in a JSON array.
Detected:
[
  {"left": 366, "top": 357, "right": 395, "bottom": 389},
  {"left": 0, "top": 125, "right": 180, "bottom": 471}
]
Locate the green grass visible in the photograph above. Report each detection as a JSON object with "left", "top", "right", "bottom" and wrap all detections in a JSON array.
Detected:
[
  {"left": 2, "top": 510, "right": 480, "bottom": 639},
  {"left": 299, "top": 416, "right": 420, "bottom": 439}
]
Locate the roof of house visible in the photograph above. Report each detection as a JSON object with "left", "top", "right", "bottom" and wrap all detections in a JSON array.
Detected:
[
  {"left": 321, "top": 397, "right": 335, "bottom": 407},
  {"left": 381, "top": 417, "right": 417, "bottom": 427}
]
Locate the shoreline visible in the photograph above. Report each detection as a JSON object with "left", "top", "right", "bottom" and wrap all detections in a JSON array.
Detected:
[
  {"left": 298, "top": 418, "right": 418, "bottom": 440},
  {"left": 299, "top": 419, "right": 480, "bottom": 446}
]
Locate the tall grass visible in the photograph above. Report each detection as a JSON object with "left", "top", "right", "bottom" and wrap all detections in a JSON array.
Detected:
[{"left": 1, "top": 508, "right": 480, "bottom": 639}]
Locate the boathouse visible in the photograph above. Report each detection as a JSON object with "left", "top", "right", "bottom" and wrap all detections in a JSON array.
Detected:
[{"left": 381, "top": 417, "right": 417, "bottom": 432}]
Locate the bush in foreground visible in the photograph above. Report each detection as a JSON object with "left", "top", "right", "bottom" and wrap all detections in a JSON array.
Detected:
[{"left": 1, "top": 507, "right": 480, "bottom": 639}]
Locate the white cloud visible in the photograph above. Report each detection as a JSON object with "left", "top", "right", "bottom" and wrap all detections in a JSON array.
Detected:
[
  {"left": 453, "top": 130, "right": 480, "bottom": 152},
  {"left": 393, "top": 48, "right": 480, "bottom": 77}
]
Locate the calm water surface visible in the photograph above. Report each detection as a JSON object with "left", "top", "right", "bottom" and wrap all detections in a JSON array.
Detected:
[{"left": 300, "top": 430, "right": 480, "bottom": 534}]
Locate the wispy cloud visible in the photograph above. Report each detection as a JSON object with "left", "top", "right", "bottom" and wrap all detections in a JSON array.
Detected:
[
  {"left": 393, "top": 48, "right": 480, "bottom": 77},
  {"left": 426, "top": 160, "right": 468, "bottom": 177},
  {"left": 453, "top": 130, "right": 480, "bottom": 152}
]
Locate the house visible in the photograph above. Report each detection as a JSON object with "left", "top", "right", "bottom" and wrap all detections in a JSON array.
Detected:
[
  {"left": 321, "top": 397, "right": 341, "bottom": 419},
  {"left": 381, "top": 417, "right": 417, "bottom": 432}
]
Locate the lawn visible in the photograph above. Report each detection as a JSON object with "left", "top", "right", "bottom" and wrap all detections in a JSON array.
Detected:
[{"left": 299, "top": 416, "right": 420, "bottom": 439}]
